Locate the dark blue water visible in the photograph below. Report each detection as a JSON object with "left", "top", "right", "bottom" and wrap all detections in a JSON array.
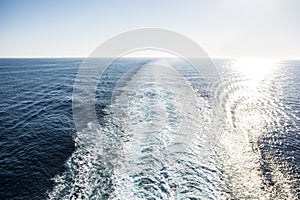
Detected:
[
  {"left": 0, "top": 58, "right": 299, "bottom": 199},
  {"left": 0, "top": 59, "right": 78, "bottom": 199}
]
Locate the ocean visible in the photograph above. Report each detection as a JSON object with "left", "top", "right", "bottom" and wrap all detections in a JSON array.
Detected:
[{"left": 0, "top": 58, "right": 299, "bottom": 199}]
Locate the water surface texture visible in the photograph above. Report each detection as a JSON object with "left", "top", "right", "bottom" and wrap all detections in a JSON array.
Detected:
[{"left": 0, "top": 58, "right": 299, "bottom": 199}]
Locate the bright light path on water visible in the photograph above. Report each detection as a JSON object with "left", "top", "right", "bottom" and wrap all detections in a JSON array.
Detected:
[{"left": 233, "top": 59, "right": 279, "bottom": 81}]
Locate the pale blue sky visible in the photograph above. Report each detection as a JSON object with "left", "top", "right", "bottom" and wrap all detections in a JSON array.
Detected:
[{"left": 0, "top": 0, "right": 299, "bottom": 59}]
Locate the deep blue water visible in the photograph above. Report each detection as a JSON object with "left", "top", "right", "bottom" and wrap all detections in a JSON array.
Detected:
[
  {"left": 0, "top": 59, "right": 79, "bottom": 199},
  {"left": 0, "top": 58, "right": 299, "bottom": 199}
]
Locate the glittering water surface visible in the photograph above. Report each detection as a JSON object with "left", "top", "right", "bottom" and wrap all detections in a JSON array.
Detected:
[{"left": 0, "top": 58, "right": 299, "bottom": 199}]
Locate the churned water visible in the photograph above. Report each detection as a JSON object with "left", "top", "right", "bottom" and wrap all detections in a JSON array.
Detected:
[{"left": 0, "top": 58, "right": 299, "bottom": 199}]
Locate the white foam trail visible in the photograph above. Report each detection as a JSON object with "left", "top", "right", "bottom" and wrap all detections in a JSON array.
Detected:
[
  {"left": 109, "top": 60, "right": 226, "bottom": 199},
  {"left": 48, "top": 60, "right": 227, "bottom": 199}
]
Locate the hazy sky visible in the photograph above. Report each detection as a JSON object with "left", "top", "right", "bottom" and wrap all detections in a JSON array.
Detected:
[{"left": 0, "top": 0, "right": 299, "bottom": 59}]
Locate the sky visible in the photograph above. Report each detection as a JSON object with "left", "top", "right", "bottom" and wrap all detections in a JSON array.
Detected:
[{"left": 0, "top": 0, "right": 299, "bottom": 59}]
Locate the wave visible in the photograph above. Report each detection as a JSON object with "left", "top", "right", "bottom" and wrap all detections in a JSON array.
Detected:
[{"left": 48, "top": 59, "right": 299, "bottom": 199}]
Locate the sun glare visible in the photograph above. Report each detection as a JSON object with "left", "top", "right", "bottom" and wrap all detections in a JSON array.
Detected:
[{"left": 233, "top": 58, "right": 278, "bottom": 81}]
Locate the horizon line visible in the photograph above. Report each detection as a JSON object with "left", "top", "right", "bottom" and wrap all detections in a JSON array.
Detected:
[{"left": 0, "top": 56, "right": 300, "bottom": 61}]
